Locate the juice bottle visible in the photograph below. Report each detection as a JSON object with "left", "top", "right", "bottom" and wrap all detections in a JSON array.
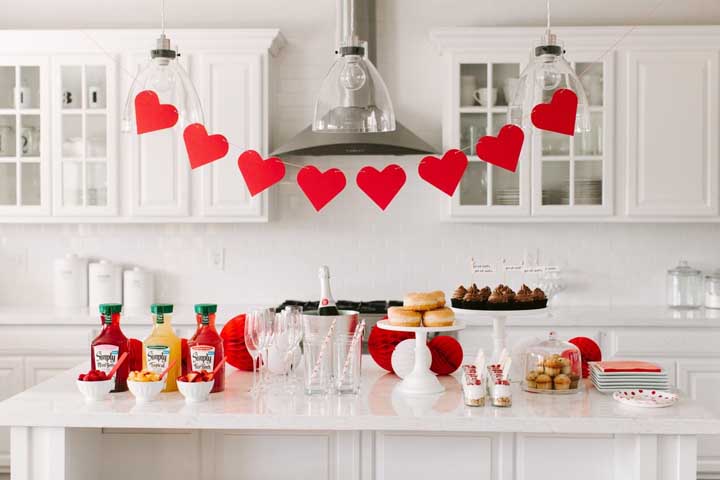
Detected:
[
  {"left": 91, "top": 303, "right": 129, "bottom": 392},
  {"left": 187, "top": 304, "right": 225, "bottom": 393},
  {"left": 143, "top": 303, "right": 182, "bottom": 392}
]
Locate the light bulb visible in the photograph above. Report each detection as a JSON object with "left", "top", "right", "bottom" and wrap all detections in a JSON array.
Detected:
[
  {"left": 537, "top": 59, "right": 562, "bottom": 91},
  {"left": 339, "top": 57, "right": 366, "bottom": 91}
]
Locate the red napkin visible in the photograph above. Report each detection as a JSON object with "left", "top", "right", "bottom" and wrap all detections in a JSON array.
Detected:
[{"left": 593, "top": 361, "right": 662, "bottom": 373}]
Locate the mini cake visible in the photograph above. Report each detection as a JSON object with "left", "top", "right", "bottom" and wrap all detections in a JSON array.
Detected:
[
  {"left": 535, "top": 373, "right": 552, "bottom": 390},
  {"left": 451, "top": 285, "right": 467, "bottom": 308},
  {"left": 543, "top": 355, "right": 562, "bottom": 376},
  {"left": 525, "top": 370, "right": 538, "bottom": 389},
  {"left": 554, "top": 374, "right": 571, "bottom": 390},
  {"left": 558, "top": 357, "right": 572, "bottom": 375},
  {"left": 403, "top": 292, "right": 441, "bottom": 311},
  {"left": 422, "top": 307, "right": 455, "bottom": 327},
  {"left": 387, "top": 307, "right": 422, "bottom": 327}
]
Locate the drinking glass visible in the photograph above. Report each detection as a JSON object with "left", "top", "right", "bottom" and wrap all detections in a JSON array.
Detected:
[
  {"left": 273, "top": 311, "right": 293, "bottom": 383},
  {"left": 284, "top": 306, "right": 304, "bottom": 384},
  {"left": 249, "top": 308, "right": 275, "bottom": 391},
  {"left": 244, "top": 311, "right": 261, "bottom": 394},
  {"left": 303, "top": 334, "right": 332, "bottom": 395},
  {"left": 333, "top": 333, "right": 362, "bottom": 395}
]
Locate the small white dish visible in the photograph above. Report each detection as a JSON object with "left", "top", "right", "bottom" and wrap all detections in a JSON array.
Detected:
[
  {"left": 177, "top": 380, "right": 214, "bottom": 403},
  {"left": 76, "top": 379, "right": 113, "bottom": 402},
  {"left": 127, "top": 379, "right": 165, "bottom": 403},
  {"left": 613, "top": 389, "right": 678, "bottom": 408}
]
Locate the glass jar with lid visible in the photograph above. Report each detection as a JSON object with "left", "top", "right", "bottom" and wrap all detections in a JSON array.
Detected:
[
  {"left": 667, "top": 260, "right": 703, "bottom": 309},
  {"left": 523, "top": 331, "right": 582, "bottom": 394},
  {"left": 705, "top": 270, "right": 720, "bottom": 309}
]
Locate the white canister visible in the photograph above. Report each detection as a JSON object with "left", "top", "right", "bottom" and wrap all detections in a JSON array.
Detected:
[
  {"left": 53, "top": 254, "right": 88, "bottom": 308},
  {"left": 88, "top": 260, "right": 122, "bottom": 313},
  {"left": 123, "top": 267, "right": 154, "bottom": 314}
]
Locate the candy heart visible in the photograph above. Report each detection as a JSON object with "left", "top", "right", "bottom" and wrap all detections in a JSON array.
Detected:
[
  {"left": 296, "top": 166, "right": 346, "bottom": 212},
  {"left": 183, "top": 123, "right": 229, "bottom": 169},
  {"left": 134, "top": 90, "right": 179, "bottom": 134},
  {"left": 475, "top": 124, "right": 525, "bottom": 173},
  {"left": 418, "top": 149, "right": 468, "bottom": 196},
  {"left": 531, "top": 88, "right": 578, "bottom": 136},
  {"left": 356, "top": 164, "right": 406, "bottom": 211},
  {"left": 237, "top": 150, "right": 286, "bottom": 197}
]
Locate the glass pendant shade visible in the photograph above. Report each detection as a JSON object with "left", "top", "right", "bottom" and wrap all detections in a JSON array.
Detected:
[
  {"left": 312, "top": 45, "right": 396, "bottom": 133},
  {"left": 508, "top": 36, "right": 590, "bottom": 134},
  {"left": 121, "top": 36, "right": 204, "bottom": 133}
]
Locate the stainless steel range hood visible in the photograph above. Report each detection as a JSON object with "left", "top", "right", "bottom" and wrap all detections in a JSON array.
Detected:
[{"left": 272, "top": 0, "right": 436, "bottom": 156}]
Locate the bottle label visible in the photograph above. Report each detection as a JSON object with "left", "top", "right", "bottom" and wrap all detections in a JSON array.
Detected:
[
  {"left": 190, "top": 345, "right": 215, "bottom": 372},
  {"left": 93, "top": 344, "right": 119, "bottom": 374},
  {"left": 145, "top": 345, "right": 170, "bottom": 372}
]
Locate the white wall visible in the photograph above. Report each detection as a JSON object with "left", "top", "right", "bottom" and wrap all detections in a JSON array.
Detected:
[{"left": 1, "top": 0, "right": 720, "bottom": 308}]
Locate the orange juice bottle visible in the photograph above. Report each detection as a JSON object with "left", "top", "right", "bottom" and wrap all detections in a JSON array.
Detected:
[{"left": 143, "top": 303, "right": 182, "bottom": 392}]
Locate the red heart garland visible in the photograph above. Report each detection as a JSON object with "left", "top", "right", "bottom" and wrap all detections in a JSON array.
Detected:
[
  {"left": 134, "top": 90, "right": 179, "bottom": 135},
  {"left": 237, "top": 150, "right": 286, "bottom": 197},
  {"left": 183, "top": 123, "right": 229, "bottom": 169},
  {"left": 297, "top": 166, "right": 347, "bottom": 211},
  {"left": 418, "top": 149, "right": 468, "bottom": 196},
  {"left": 531, "top": 88, "right": 578, "bottom": 136},
  {"left": 475, "top": 124, "right": 525, "bottom": 173},
  {"left": 356, "top": 165, "right": 406, "bottom": 211}
]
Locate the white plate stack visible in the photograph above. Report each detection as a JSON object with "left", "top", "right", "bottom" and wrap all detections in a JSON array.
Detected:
[
  {"left": 494, "top": 188, "right": 519, "bottom": 205},
  {"left": 589, "top": 361, "right": 670, "bottom": 393}
]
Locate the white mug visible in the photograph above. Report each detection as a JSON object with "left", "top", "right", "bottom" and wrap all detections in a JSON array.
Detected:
[{"left": 473, "top": 87, "right": 497, "bottom": 107}]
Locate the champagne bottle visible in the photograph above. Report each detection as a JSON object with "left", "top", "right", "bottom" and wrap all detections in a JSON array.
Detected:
[{"left": 318, "top": 265, "right": 340, "bottom": 316}]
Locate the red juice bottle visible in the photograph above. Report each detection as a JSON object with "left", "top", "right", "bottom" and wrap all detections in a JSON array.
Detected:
[
  {"left": 187, "top": 304, "right": 224, "bottom": 393},
  {"left": 91, "top": 303, "right": 130, "bottom": 392}
]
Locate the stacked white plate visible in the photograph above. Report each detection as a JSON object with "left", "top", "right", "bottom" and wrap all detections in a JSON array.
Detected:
[
  {"left": 494, "top": 188, "right": 519, "bottom": 206},
  {"left": 589, "top": 362, "right": 670, "bottom": 393},
  {"left": 574, "top": 179, "right": 602, "bottom": 205}
]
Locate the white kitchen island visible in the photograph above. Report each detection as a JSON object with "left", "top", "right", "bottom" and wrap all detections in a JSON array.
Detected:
[{"left": 1, "top": 359, "right": 719, "bottom": 480}]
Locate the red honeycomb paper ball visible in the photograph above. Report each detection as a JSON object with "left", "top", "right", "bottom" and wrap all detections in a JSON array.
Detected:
[
  {"left": 220, "top": 314, "right": 255, "bottom": 371},
  {"left": 569, "top": 336, "right": 602, "bottom": 378},
  {"left": 368, "top": 324, "right": 414, "bottom": 372},
  {"left": 428, "top": 335, "right": 463, "bottom": 376}
]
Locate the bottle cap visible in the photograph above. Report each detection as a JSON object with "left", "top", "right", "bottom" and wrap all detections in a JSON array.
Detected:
[
  {"left": 194, "top": 304, "right": 217, "bottom": 315},
  {"left": 99, "top": 303, "right": 122, "bottom": 315},
  {"left": 151, "top": 303, "right": 174, "bottom": 314}
]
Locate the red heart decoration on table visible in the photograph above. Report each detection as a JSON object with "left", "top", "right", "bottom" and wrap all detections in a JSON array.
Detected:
[
  {"left": 531, "top": 88, "right": 578, "bottom": 136},
  {"left": 134, "top": 90, "right": 179, "bottom": 134},
  {"left": 356, "top": 164, "right": 406, "bottom": 211},
  {"left": 297, "top": 165, "right": 347, "bottom": 211},
  {"left": 475, "top": 124, "right": 525, "bottom": 173},
  {"left": 237, "top": 150, "right": 286, "bottom": 197},
  {"left": 183, "top": 123, "right": 229, "bottom": 169},
  {"left": 418, "top": 149, "right": 468, "bottom": 196}
]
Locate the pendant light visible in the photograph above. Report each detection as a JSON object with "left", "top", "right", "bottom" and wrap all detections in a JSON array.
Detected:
[
  {"left": 508, "top": 0, "right": 590, "bottom": 134},
  {"left": 121, "top": 0, "right": 204, "bottom": 133},
  {"left": 312, "top": 0, "right": 396, "bottom": 133}
]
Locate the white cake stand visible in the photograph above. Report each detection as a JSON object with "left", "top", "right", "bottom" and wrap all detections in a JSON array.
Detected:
[
  {"left": 451, "top": 307, "right": 549, "bottom": 361},
  {"left": 377, "top": 320, "right": 465, "bottom": 395}
]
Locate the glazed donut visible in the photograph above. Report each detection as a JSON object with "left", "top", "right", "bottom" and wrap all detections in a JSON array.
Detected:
[
  {"left": 387, "top": 307, "right": 422, "bottom": 327},
  {"left": 403, "top": 292, "right": 441, "bottom": 312},
  {"left": 422, "top": 307, "right": 455, "bottom": 327},
  {"left": 429, "top": 290, "right": 446, "bottom": 307}
]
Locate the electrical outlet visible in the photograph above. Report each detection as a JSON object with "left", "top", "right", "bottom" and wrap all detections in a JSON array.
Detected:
[{"left": 209, "top": 248, "right": 225, "bottom": 271}]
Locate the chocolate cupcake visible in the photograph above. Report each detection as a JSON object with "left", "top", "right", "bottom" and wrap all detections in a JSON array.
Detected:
[
  {"left": 451, "top": 285, "right": 467, "bottom": 308},
  {"left": 502, "top": 285, "right": 516, "bottom": 305},
  {"left": 515, "top": 284, "right": 534, "bottom": 309},
  {"left": 462, "top": 284, "right": 485, "bottom": 309},
  {"left": 532, "top": 287, "right": 548, "bottom": 308},
  {"left": 487, "top": 285, "right": 509, "bottom": 310},
  {"left": 478, "top": 286, "right": 491, "bottom": 303}
]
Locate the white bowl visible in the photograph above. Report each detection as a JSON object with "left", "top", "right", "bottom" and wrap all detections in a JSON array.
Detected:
[
  {"left": 76, "top": 379, "right": 113, "bottom": 402},
  {"left": 177, "top": 380, "right": 214, "bottom": 403},
  {"left": 127, "top": 379, "right": 165, "bottom": 403}
]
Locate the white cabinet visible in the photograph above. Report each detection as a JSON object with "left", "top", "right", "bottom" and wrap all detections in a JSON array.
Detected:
[
  {"left": 0, "top": 357, "right": 23, "bottom": 472},
  {"left": 432, "top": 26, "right": 720, "bottom": 222},
  {"left": 624, "top": 49, "right": 719, "bottom": 217},
  {"left": 0, "top": 29, "right": 283, "bottom": 223}
]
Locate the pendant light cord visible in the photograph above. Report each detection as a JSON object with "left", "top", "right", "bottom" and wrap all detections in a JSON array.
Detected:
[
  {"left": 546, "top": 0, "right": 551, "bottom": 34},
  {"left": 161, "top": 0, "right": 166, "bottom": 35}
]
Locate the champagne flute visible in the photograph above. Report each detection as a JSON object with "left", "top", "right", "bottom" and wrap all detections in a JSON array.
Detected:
[
  {"left": 284, "top": 306, "right": 304, "bottom": 385},
  {"left": 273, "top": 311, "right": 292, "bottom": 385},
  {"left": 244, "top": 311, "right": 261, "bottom": 394}
]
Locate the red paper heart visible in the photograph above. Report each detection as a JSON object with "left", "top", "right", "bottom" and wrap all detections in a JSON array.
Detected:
[
  {"left": 356, "top": 165, "right": 406, "bottom": 211},
  {"left": 134, "top": 90, "right": 179, "bottom": 134},
  {"left": 183, "top": 123, "right": 229, "bottom": 169},
  {"left": 418, "top": 149, "right": 468, "bottom": 196},
  {"left": 237, "top": 150, "right": 286, "bottom": 197},
  {"left": 531, "top": 88, "right": 578, "bottom": 136},
  {"left": 475, "top": 124, "right": 525, "bottom": 173},
  {"left": 297, "top": 166, "right": 346, "bottom": 211}
]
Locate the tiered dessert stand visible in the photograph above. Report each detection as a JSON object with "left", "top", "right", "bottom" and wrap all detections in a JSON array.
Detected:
[{"left": 377, "top": 320, "right": 465, "bottom": 395}]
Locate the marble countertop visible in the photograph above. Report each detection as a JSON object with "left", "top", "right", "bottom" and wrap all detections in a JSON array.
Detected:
[{"left": 1, "top": 359, "right": 719, "bottom": 434}]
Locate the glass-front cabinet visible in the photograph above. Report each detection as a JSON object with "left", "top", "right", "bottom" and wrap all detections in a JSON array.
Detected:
[
  {"left": 438, "top": 35, "right": 614, "bottom": 221},
  {"left": 52, "top": 55, "right": 117, "bottom": 215},
  {"left": 531, "top": 56, "right": 613, "bottom": 216},
  {"left": 450, "top": 55, "right": 530, "bottom": 217},
  {"left": 0, "top": 57, "right": 50, "bottom": 215}
]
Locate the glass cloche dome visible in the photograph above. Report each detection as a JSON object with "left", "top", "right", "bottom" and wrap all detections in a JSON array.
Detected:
[{"left": 523, "top": 331, "right": 582, "bottom": 394}]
